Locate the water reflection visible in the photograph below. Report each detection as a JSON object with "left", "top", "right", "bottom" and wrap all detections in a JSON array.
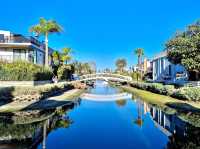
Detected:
[
  {"left": 133, "top": 98, "right": 200, "bottom": 148},
  {"left": 0, "top": 102, "right": 77, "bottom": 149},
  {"left": 115, "top": 99, "right": 127, "bottom": 107},
  {"left": 0, "top": 83, "right": 199, "bottom": 148}
]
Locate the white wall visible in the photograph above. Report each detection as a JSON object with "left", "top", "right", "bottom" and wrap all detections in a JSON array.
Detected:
[
  {"left": 0, "top": 30, "right": 11, "bottom": 36},
  {"left": 0, "top": 48, "right": 13, "bottom": 62}
]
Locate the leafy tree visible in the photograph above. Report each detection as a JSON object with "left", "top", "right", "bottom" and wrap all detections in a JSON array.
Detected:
[
  {"left": 30, "top": 18, "right": 62, "bottom": 67},
  {"left": 166, "top": 20, "right": 200, "bottom": 80},
  {"left": 72, "top": 61, "right": 95, "bottom": 75},
  {"left": 115, "top": 58, "right": 127, "bottom": 73}
]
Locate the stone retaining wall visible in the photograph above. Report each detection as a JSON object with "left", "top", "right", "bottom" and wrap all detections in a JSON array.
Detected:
[{"left": 0, "top": 80, "right": 52, "bottom": 87}]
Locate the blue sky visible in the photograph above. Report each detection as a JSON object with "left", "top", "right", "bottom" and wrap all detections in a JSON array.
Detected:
[{"left": 0, "top": 0, "right": 199, "bottom": 69}]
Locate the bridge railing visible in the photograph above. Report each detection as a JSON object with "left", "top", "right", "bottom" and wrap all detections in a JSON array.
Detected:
[{"left": 79, "top": 73, "right": 132, "bottom": 81}]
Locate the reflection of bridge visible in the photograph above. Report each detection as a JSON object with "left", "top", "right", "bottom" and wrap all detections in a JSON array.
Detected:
[
  {"left": 79, "top": 73, "right": 132, "bottom": 82},
  {"left": 81, "top": 93, "right": 132, "bottom": 101}
]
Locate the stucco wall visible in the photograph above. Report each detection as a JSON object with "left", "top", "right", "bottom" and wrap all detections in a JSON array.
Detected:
[{"left": 0, "top": 48, "right": 13, "bottom": 62}]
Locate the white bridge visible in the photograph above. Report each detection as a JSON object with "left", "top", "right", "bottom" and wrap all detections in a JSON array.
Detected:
[
  {"left": 79, "top": 73, "right": 132, "bottom": 82},
  {"left": 81, "top": 93, "right": 132, "bottom": 101}
]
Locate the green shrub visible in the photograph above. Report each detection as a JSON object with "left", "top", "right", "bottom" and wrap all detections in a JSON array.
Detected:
[
  {"left": 183, "top": 87, "right": 200, "bottom": 101},
  {"left": 0, "top": 61, "right": 53, "bottom": 81},
  {"left": 148, "top": 83, "right": 164, "bottom": 94},
  {"left": 131, "top": 72, "right": 142, "bottom": 80},
  {"left": 163, "top": 85, "right": 175, "bottom": 96},
  {"left": 129, "top": 81, "right": 200, "bottom": 101},
  {"left": 57, "top": 65, "right": 74, "bottom": 81},
  {"left": 172, "top": 89, "right": 188, "bottom": 100},
  {"left": 130, "top": 82, "right": 175, "bottom": 95}
]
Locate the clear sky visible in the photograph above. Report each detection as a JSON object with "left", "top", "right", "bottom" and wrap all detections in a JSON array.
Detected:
[{"left": 0, "top": 0, "right": 199, "bottom": 69}]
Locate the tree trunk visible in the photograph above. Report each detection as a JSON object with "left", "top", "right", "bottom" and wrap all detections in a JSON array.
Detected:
[{"left": 45, "top": 33, "right": 49, "bottom": 67}]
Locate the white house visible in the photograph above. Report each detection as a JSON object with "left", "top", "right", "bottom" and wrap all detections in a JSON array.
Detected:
[
  {"left": 152, "top": 51, "right": 188, "bottom": 85},
  {"left": 0, "top": 30, "right": 54, "bottom": 65}
]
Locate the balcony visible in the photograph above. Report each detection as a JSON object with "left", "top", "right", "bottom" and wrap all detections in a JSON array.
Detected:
[{"left": 0, "top": 35, "right": 45, "bottom": 49}]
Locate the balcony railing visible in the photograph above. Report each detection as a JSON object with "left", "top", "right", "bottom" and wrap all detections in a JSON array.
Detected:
[{"left": 0, "top": 35, "right": 45, "bottom": 48}]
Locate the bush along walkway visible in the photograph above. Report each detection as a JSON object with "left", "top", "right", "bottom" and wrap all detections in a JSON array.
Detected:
[
  {"left": 0, "top": 82, "right": 86, "bottom": 112},
  {"left": 128, "top": 82, "right": 200, "bottom": 102}
]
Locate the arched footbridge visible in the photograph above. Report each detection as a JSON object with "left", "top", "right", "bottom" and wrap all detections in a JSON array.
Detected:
[
  {"left": 80, "top": 93, "right": 132, "bottom": 101},
  {"left": 78, "top": 73, "right": 132, "bottom": 82}
]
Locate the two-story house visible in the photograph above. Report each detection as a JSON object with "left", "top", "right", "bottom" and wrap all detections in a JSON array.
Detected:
[
  {"left": 0, "top": 30, "right": 54, "bottom": 65},
  {"left": 152, "top": 51, "right": 188, "bottom": 85}
]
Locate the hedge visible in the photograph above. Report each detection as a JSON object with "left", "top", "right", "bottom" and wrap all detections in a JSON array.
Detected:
[
  {"left": 172, "top": 87, "right": 200, "bottom": 102},
  {"left": 0, "top": 61, "right": 53, "bottom": 81},
  {"left": 129, "top": 82, "right": 200, "bottom": 101}
]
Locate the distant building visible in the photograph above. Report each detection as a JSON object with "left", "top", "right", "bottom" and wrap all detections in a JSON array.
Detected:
[
  {"left": 141, "top": 58, "right": 152, "bottom": 74},
  {"left": 0, "top": 30, "right": 54, "bottom": 65},
  {"left": 152, "top": 51, "right": 188, "bottom": 84},
  {"left": 132, "top": 58, "right": 152, "bottom": 74}
]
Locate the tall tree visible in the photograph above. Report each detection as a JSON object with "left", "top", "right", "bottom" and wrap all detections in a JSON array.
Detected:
[
  {"left": 134, "top": 48, "right": 144, "bottom": 70},
  {"left": 134, "top": 48, "right": 144, "bottom": 81},
  {"left": 115, "top": 58, "right": 127, "bottom": 73},
  {"left": 30, "top": 18, "right": 62, "bottom": 67},
  {"left": 166, "top": 20, "right": 200, "bottom": 80},
  {"left": 61, "top": 47, "right": 72, "bottom": 65}
]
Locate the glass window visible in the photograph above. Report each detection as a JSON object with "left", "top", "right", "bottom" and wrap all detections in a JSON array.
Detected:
[{"left": 13, "top": 49, "right": 26, "bottom": 61}]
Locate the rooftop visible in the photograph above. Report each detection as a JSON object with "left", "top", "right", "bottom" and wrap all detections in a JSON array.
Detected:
[{"left": 153, "top": 50, "right": 167, "bottom": 60}]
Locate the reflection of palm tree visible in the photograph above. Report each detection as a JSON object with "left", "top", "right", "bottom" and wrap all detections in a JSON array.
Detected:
[
  {"left": 116, "top": 99, "right": 127, "bottom": 107},
  {"left": 42, "top": 120, "right": 47, "bottom": 149},
  {"left": 131, "top": 94, "right": 136, "bottom": 101},
  {"left": 134, "top": 100, "right": 144, "bottom": 127},
  {"left": 55, "top": 119, "right": 72, "bottom": 128}
]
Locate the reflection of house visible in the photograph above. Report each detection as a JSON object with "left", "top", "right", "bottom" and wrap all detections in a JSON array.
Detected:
[
  {"left": 149, "top": 105, "right": 187, "bottom": 138},
  {"left": 0, "top": 30, "right": 54, "bottom": 65},
  {"left": 152, "top": 51, "right": 188, "bottom": 85}
]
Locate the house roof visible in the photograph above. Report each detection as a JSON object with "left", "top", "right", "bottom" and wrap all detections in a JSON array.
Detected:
[{"left": 153, "top": 50, "right": 167, "bottom": 60}]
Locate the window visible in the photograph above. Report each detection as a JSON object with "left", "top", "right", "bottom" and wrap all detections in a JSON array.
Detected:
[{"left": 13, "top": 49, "right": 26, "bottom": 61}]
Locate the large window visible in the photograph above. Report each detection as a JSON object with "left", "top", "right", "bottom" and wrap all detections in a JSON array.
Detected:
[{"left": 13, "top": 49, "right": 26, "bottom": 61}]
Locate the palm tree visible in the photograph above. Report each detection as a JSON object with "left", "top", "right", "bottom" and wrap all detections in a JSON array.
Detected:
[
  {"left": 134, "top": 48, "right": 144, "bottom": 80},
  {"left": 61, "top": 47, "right": 72, "bottom": 65},
  {"left": 134, "top": 48, "right": 144, "bottom": 69},
  {"left": 52, "top": 51, "right": 60, "bottom": 65},
  {"left": 30, "top": 18, "right": 62, "bottom": 67},
  {"left": 115, "top": 58, "right": 127, "bottom": 73}
]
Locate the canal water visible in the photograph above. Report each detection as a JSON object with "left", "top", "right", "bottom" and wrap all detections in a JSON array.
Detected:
[{"left": 0, "top": 81, "right": 200, "bottom": 149}]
